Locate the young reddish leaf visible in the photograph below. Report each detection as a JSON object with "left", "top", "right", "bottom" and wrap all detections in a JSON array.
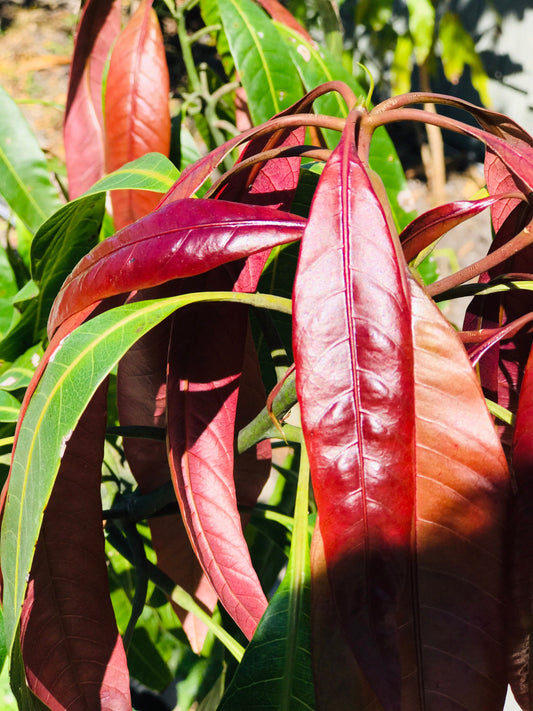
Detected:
[
  {"left": 407, "top": 277, "right": 510, "bottom": 710},
  {"left": 64, "top": 0, "right": 121, "bottom": 198},
  {"left": 159, "top": 83, "right": 347, "bottom": 205},
  {"left": 105, "top": 0, "right": 171, "bottom": 229},
  {"left": 48, "top": 199, "right": 306, "bottom": 336},
  {"left": 166, "top": 273, "right": 268, "bottom": 639},
  {"left": 116, "top": 295, "right": 217, "bottom": 653},
  {"left": 294, "top": 113, "right": 415, "bottom": 711},
  {"left": 400, "top": 195, "right": 513, "bottom": 263},
  {"left": 20, "top": 384, "right": 131, "bottom": 711}
]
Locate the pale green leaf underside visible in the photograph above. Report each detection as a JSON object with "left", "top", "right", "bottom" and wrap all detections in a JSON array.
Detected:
[{"left": 1, "top": 291, "right": 291, "bottom": 654}]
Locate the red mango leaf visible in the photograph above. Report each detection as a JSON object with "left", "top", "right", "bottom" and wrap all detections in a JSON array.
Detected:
[
  {"left": 400, "top": 194, "right": 513, "bottom": 263},
  {"left": 64, "top": 0, "right": 121, "bottom": 198},
  {"left": 407, "top": 277, "right": 510, "bottom": 710},
  {"left": 294, "top": 113, "right": 415, "bottom": 711},
  {"left": 105, "top": 0, "right": 171, "bottom": 229},
  {"left": 116, "top": 296, "right": 217, "bottom": 653},
  {"left": 159, "top": 82, "right": 345, "bottom": 205},
  {"left": 48, "top": 199, "right": 306, "bottom": 336},
  {"left": 166, "top": 270, "right": 268, "bottom": 639},
  {"left": 20, "top": 384, "right": 131, "bottom": 711}
]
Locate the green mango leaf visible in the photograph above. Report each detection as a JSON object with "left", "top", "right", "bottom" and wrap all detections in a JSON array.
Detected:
[
  {"left": 1, "top": 291, "right": 291, "bottom": 656},
  {"left": 83, "top": 152, "right": 179, "bottom": 197},
  {"left": 391, "top": 35, "right": 414, "bottom": 95},
  {"left": 218, "top": 0, "right": 302, "bottom": 124},
  {"left": 0, "top": 84, "right": 62, "bottom": 234},
  {"left": 0, "top": 391, "right": 21, "bottom": 423},
  {"left": 439, "top": 12, "right": 491, "bottom": 106},
  {"left": 11, "top": 281, "right": 39, "bottom": 306},
  {"left": 277, "top": 24, "right": 415, "bottom": 230},
  {"left": 0, "top": 345, "right": 44, "bottom": 392},
  {"left": 218, "top": 444, "right": 314, "bottom": 710},
  {"left": 407, "top": 0, "right": 435, "bottom": 65},
  {"left": 31, "top": 194, "right": 105, "bottom": 337}
]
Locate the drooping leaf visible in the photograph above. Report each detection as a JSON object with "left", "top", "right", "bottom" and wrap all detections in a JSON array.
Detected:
[
  {"left": 293, "top": 113, "right": 415, "bottom": 711},
  {"left": 48, "top": 199, "right": 306, "bottom": 335},
  {"left": 116, "top": 299, "right": 218, "bottom": 653},
  {"left": 218, "top": 0, "right": 302, "bottom": 126},
  {"left": 406, "top": 277, "right": 510, "bottom": 709},
  {"left": 1, "top": 290, "right": 290, "bottom": 658},
  {"left": 0, "top": 84, "right": 62, "bottom": 233},
  {"left": 166, "top": 286, "right": 268, "bottom": 639},
  {"left": 406, "top": 0, "right": 434, "bottom": 65},
  {"left": 438, "top": 13, "right": 490, "bottom": 107},
  {"left": 19, "top": 384, "right": 132, "bottom": 711},
  {"left": 400, "top": 195, "right": 508, "bottom": 262},
  {"left": 105, "top": 0, "right": 171, "bottom": 229},
  {"left": 63, "top": 0, "right": 121, "bottom": 198}
]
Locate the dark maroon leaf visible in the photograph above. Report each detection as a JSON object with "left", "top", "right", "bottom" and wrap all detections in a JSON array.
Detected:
[
  {"left": 48, "top": 199, "right": 306, "bottom": 336},
  {"left": 64, "top": 0, "right": 121, "bottom": 198},
  {"left": 104, "top": 0, "right": 171, "bottom": 228},
  {"left": 20, "top": 384, "right": 131, "bottom": 711},
  {"left": 294, "top": 112, "right": 415, "bottom": 711}
]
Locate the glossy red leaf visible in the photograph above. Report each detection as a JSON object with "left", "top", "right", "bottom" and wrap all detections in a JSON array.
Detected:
[
  {"left": 165, "top": 267, "right": 269, "bottom": 639},
  {"left": 406, "top": 277, "right": 510, "bottom": 710},
  {"left": 64, "top": 0, "right": 121, "bottom": 198},
  {"left": 116, "top": 292, "right": 217, "bottom": 653},
  {"left": 159, "top": 82, "right": 346, "bottom": 206},
  {"left": 294, "top": 113, "right": 415, "bottom": 711},
  {"left": 400, "top": 194, "right": 511, "bottom": 263},
  {"left": 48, "top": 199, "right": 306, "bottom": 336},
  {"left": 20, "top": 384, "right": 131, "bottom": 711},
  {"left": 105, "top": 0, "right": 171, "bottom": 229}
]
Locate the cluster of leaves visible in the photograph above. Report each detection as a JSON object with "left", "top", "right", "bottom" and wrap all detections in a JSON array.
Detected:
[{"left": 2, "top": 1, "right": 533, "bottom": 710}]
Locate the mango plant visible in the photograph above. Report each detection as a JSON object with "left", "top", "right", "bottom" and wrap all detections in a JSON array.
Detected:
[{"left": 2, "top": 1, "right": 533, "bottom": 710}]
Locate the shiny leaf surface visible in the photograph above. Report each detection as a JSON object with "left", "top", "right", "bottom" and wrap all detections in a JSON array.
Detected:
[
  {"left": 63, "top": 0, "right": 121, "bottom": 198},
  {"left": 48, "top": 199, "right": 305, "bottom": 335},
  {"left": 294, "top": 113, "right": 415, "bottom": 711},
  {"left": 105, "top": 0, "right": 171, "bottom": 228}
]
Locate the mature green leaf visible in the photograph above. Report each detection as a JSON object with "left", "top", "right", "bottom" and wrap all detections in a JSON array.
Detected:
[
  {"left": 276, "top": 25, "right": 415, "bottom": 230},
  {"left": 439, "top": 13, "right": 490, "bottom": 106},
  {"left": 0, "top": 391, "right": 21, "bottom": 423},
  {"left": 218, "top": 0, "right": 302, "bottom": 125},
  {"left": 0, "top": 84, "right": 62, "bottom": 234},
  {"left": 407, "top": 0, "right": 434, "bottom": 65},
  {"left": 0, "top": 290, "right": 291, "bottom": 655},
  {"left": 84, "top": 153, "right": 179, "bottom": 197},
  {"left": 218, "top": 446, "right": 314, "bottom": 711},
  {"left": 31, "top": 194, "right": 105, "bottom": 337}
]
